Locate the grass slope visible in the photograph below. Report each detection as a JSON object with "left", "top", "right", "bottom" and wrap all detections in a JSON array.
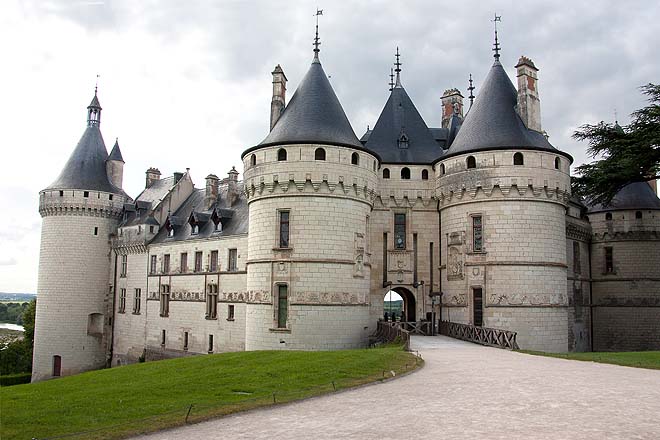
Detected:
[
  {"left": 1, "top": 346, "right": 417, "bottom": 440},
  {"left": 520, "top": 350, "right": 660, "bottom": 370}
]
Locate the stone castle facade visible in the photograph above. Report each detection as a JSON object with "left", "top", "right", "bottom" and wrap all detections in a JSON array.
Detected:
[{"left": 32, "top": 39, "right": 660, "bottom": 382}]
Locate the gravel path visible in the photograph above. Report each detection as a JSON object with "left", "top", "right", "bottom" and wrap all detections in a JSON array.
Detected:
[{"left": 138, "top": 336, "right": 660, "bottom": 439}]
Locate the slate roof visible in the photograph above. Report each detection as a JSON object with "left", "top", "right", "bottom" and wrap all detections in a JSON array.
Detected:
[
  {"left": 363, "top": 84, "right": 443, "bottom": 164},
  {"left": 444, "top": 60, "right": 571, "bottom": 162},
  {"left": 108, "top": 139, "right": 124, "bottom": 162},
  {"left": 245, "top": 57, "right": 362, "bottom": 155},
  {"left": 46, "top": 126, "right": 120, "bottom": 193},
  {"left": 120, "top": 177, "right": 176, "bottom": 227},
  {"left": 587, "top": 182, "right": 660, "bottom": 213}
]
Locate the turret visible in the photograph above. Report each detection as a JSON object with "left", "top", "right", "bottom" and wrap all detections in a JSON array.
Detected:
[
  {"left": 270, "top": 64, "right": 287, "bottom": 131},
  {"left": 516, "top": 56, "right": 542, "bottom": 132},
  {"left": 106, "top": 138, "right": 124, "bottom": 188}
]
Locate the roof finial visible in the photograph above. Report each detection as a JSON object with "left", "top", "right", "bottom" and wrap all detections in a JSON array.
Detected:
[
  {"left": 614, "top": 108, "right": 618, "bottom": 125},
  {"left": 95, "top": 74, "right": 100, "bottom": 95},
  {"left": 313, "top": 8, "right": 323, "bottom": 61},
  {"left": 394, "top": 47, "right": 402, "bottom": 87},
  {"left": 389, "top": 68, "right": 395, "bottom": 91},
  {"left": 492, "top": 13, "right": 502, "bottom": 60},
  {"left": 468, "top": 73, "right": 475, "bottom": 108}
]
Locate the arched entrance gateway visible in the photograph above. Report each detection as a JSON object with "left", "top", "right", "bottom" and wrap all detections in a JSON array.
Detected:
[{"left": 383, "top": 287, "right": 416, "bottom": 322}]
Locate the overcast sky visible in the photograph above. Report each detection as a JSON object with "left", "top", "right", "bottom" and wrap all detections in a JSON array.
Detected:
[{"left": 1, "top": 0, "right": 659, "bottom": 293}]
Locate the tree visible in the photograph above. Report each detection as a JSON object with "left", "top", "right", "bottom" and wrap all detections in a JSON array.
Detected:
[
  {"left": 0, "top": 299, "right": 36, "bottom": 375},
  {"left": 572, "top": 83, "right": 660, "bottom": 206}
]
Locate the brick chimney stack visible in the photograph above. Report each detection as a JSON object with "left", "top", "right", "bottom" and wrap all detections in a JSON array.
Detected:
[
  {"left": 441, "top": 89, "right": 463, "bottom": 129},
  {"left": 516, "top": 56, "right": 542, "bottom": 132},
  {"left": 226, "top": 166, "right": 240, "bottom": 206},
  {"left": 145, "top": 167, "right": 161, "bottom": 188},
  {"left": 270, "top": 64, "right": 287, "bottom": 131},
  {"left": 205, "top": 174, "right": 219, "bottom": 209}
]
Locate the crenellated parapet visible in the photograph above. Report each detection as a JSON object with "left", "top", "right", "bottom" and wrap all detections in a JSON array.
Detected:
[{"left": 39, "top": 189, "right": 125, "bottom": 219}]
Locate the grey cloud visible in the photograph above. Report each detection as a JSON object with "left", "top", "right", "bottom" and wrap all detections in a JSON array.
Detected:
[{"left": 0, "top": 257, "right": 18, "bottom": 266}]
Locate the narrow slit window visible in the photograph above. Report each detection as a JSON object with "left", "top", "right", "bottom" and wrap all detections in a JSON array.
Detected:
[
  {"left": 279, "top": 210, "right": 290, "bottom": 248},
  {"left": 277, "top": 285, "right": 288, "bottom": 328},
  {"left": 394, "top": 213, "right": 406, "bottom": 250},
  {"left": 180, "top": 252, "right": 188, "bottom": 273},
  {"left": 605, "top": 247, "right": 614, "bottom": 273},
  {"left": 208, "top": 334, "right": 214, "bottom": 353},
  {"left": 194, "top": 251, "right": 203, "bottom": 272},
  {"left": 472, "top": 215, "right": 483, "bottom": 252},
  {"left": 210, "top": 250, "right": 218, "bottom": 272},
  {"left": 227, "top": 304, "right": 235, "bottom": 320},
  {"left": 228, "top": 248, "right": 238, "bottom": 272}
]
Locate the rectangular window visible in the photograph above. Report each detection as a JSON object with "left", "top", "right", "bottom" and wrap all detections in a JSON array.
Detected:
[
  {"left": 149, "top": 225, "right": 155, "bottom": 234},
  {"left": 133, "top": 288, "right": 141, "bottom": 314},
  {"left": 118, "top": 288, "right": 126, "bottom": 313},
  {"left": 180, "top": 252, "right": 188, "bottom": 273},
  {"left": 94, "top": 227, "right": 98, "bottom": 236},
  {"left": 472, "top": 215, "right": 483, "bottom": 252},
  {"left": 277, "top": 285, "right": 288, "bottom": 328},
  {"left": 206, "top": 287, "right": 218, "bottom": 320},
  {"left": 84, "top": 191, "right": 89, "bottom": 198},
  {"left": 573, "top": 241, "right": 581, "bottom": 275},
  {"left": 473, "top": 287, "right": 483, "bottom": 327},
  {"left": 160, "top": 284, "right": 170, "bottom": 317},
  {"left": 120, "top": 254, "right": 127, "bottom": 277},
  {"left": 194, "top": 251, "right": 203, "bottom": 272},
  {"left": 208, "top": 334, "right": 214, "bottom": 353},
  {"left": 394, "top": 213, "right": 406, "bottom": 250},
  {"left": 150, "top": 255, "right": 157, "bottom": 274},
  {"left": 228, "top": 249, "right": 238, "bottom": 272},
  {"left": 183, "top": 331, "right": 189, "bottom": 350},
  {"left": 163, "top": 254, "right": 170, "bottom": 274},
  {"left": 161, "top": 329, "right": 166, "bottom": 346},
  {"left": 279, "top": 210, "right": 290, "bottom": 248},
  {"left": 605, "top": 247, "right": 614, "bottom": 273},
  {"left": 227, "top": 304, "right": 235, "bottom": 321},
  {"left": 210, "top": 250, "right": 218, "bottom": 272}
]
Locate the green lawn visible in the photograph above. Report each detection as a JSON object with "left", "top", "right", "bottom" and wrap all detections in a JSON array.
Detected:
[
  {"left": 1, "top": 345, "right": 418, "bottom": 440},
  {"left": 519, "top": 350, "right": 660, "bottom": 370}
]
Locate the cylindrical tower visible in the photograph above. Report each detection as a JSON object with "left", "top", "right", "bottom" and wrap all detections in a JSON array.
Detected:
[
  {"left": 242, "top": 50, "right": 379, "bottom": 350},
  {"left": 32, "top": 91, "right": 126, "bottom": 381}
]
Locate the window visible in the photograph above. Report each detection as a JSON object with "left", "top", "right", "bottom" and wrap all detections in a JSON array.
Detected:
[
  {"left": 394, "top": 213, "right": 406, "bottom": 250},
  {"left": 472, "top": 215, "right": 483, "bottom": 252},
  {"left": 314, "top": 147, "right": 326, "bottom": 161},
  {"left": 277, "top": 148, "right": 287, "bottom": 161},
  {"left": 473, "top": 288, "right": 483, "bottom": 327},
  {"left": 513, "top": 152, "right": 524, "bottom": 165},
  {"left": 180, "top": 252, "right": 188, "bottom": 273},
  {"left": 605, "top": 247, "right": 614, "bottom": 274},
  {"left": 109, "top": 194, "right": 113, "bottom": 201},
  {"left": 227, "top": 304, "right": 235, "bottom": 321},
  {"left": 118, "top": 288, "right": 126, "bottom": 313},
  {"left": 168, "top": 227, "right": 175, "bottom": 238},
  {"left": 401, "top": 167, "right": 410, "bottom": 179},
  {"left": 163, "top": 254, "right": 170, "bottom": 273},
  {"left": 133, "top": 288, "right": 141, "bottom": 314},
  {"left": 191, "top": 224, "right": 199, "bottom": 235},
  {"left": 573, "top": 241, "right": 581, "bottom": 275},
  {"left": 59, "top": 190, "right": 64, "bottom": 197},
  {"left": 194, "top": 251, "right": 203, "bottom": 272},
  {"left": 228, "top": 249, "right": 238, "bottom": 271},
  {"left": 636, "top": 211, "right": 643, "bottom": 219},
  {"left": 120, "top": 254, "right": 127, "bottom": 277},
  {"left": 150, "top": 255, "right": 157, "bottom": 274},
  {"left": 373, "top": 160, "right": 376, "bottom": 171},
  {"left": 210, "top": 250, "right": 218, "bottom": 272},
  {"left": 84, "top": 191, "right": 89, "bottom": 198},
  {"left": 421, "top": 169, "right": 429, "bottom": 180},
  {"left": 555, "top": 157, "right": 560, "bottom": 170},
  {"left": 383, "top": 168, "right": 390, "bottom": 179},
  {"left": 279, "top": 210, "right": 290, "bottom": 248},
  {"left": 277, "top": 285, "right": 288, "bottom": 328},
  {"left": 250, "top": 154, "right": 256, "bottom": 167},
  {"left": 160, "top": 284, "right": 170, "bottom": 317},
  {"left": 467, "top": 156, "right": 476, "bottom": 169},
  {"left": 94, "top": 227, "right": 98, "bottom": 236},
  {"left": 351, "top": 152, "right": 359, "bottom": 165},
  {"left": 161, "top": 329, "right": 166, "bottom": 346},
  {"left": 440, "top": 163, "right": 445, "bottom": 175},
  {"left": 138, "top": 226, "right": 142, "bottom": 235},
  {"left": 149, "top": 225, "right": 155, "bottom": 234},
  {"left": 605, "top": 213, "right": 613, "bottom": 221},
  {"left": 206, "top": 285, "right": 218, "bottom": 319},
  {"left": 208, "top": 334, "right": 214, "bottom": 353},
  {"left": 398, "top": 133, "right": 409, "bottom": 149},
  {"left": 183, "top": 331, "right": 189, "bottom": 350}
]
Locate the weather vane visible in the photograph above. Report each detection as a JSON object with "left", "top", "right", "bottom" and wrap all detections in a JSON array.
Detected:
[
  {"left": 95, "top": 74, "right": 100, "bottom": 94},
  {"left": 389, "top": 68, "right": 394, "bottom": 91},
  {"left": 468, "top": 73, "right": 475, "bottom": 108},
  {"left": 313, "top": 8, "right": 323, "bottom": 58},
  {"left": 492, "top": 13, "right": 502, "bottom": 60},
  {"left": 394, "top": 47, "right": 402, "bottom": 86}
]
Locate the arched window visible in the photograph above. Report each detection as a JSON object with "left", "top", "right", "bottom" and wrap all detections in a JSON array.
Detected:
[
  {"left": 636, "top": 211, "right": 643, "bottom": 219},
  {"left": 351, "top": 152, "right": 359, "bottom": 165},
  {"left": 605, "top": 213, "right": 612, "bottom": 221},
  {"left": 401, "top": 167, "right": 411, "bottom": 179},
  {"left": 555, "top": 157, "right": 560, "bottom": 170},
  {"left": 467, "top": 156, "right": 476, "bottom": 169},
  {"left": 250, "top": 154, "right": 256, "bottom": 167},
  {"left": 315, "top": 148, "right": 326, "bottom": 161},
  {"left": 383, "top": 168, "right": 390, "bottom": 179},
  {"left": 421, "top": 169, "right": 429, "bottom": 180},
  {"left": 277, "top": 148, "right": 287, "bottom": 161},
  {"left": 440, "top": 163, "right": 446, "bottom": 175},
  {"left": 513, "top": 152, "right": 524, "bottom": 165}
]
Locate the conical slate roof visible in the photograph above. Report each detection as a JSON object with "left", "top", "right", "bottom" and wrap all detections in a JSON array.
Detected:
[
  {"left": 445, "top": 60, "right": 569, "bottom": 160},
  {"left": 364, "top": 84, "right": 442, "bottom": 164},
  {"left": 47, "top": 126, "right": 118, "bottom": 193},
  {"left": 587, "top": 182, "right": 660, "bottom": 213},
  {"left": 256, "top": 59, "right": 362, "bottom": 149},
  {"left": 108, "top": 138, "right": 124, "bottom": 162}
]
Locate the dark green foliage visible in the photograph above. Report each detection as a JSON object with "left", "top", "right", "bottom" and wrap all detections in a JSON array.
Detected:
[
  {"left": 0, "top": 372, "right": 32, "bottom": 386},
  {"left": 572, "top": 83, "right": 660, "bottom": 206},
  {"left": 0, "top": 299, "right": 36, "bottom": 375},
  {"left": 0, "top": 302, "right": 28, "bottom": 325}
]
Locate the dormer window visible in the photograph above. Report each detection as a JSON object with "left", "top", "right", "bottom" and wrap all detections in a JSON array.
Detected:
[
  {"left": 191, "top": 224, "right": 199, "bottom": 235},
  {"left": 397, "top": 133, "right": 409, "bottom": 149},
  {"left": 211, "top": 210, "right": 222, "bottom": 232},
  {"left": 168, "top": 228, "right": 175, "bottom": 238}
]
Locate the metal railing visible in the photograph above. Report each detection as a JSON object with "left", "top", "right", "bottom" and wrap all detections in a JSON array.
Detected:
[{"left": 440, "top": 321, "right": 519, "bottom": 350}]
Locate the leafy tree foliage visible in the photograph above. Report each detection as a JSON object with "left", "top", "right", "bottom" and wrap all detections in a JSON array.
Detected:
[
  {"left": 572, "top": 83, "right": 660, "bottom": 206},
  {"left": 0, "top": 299, "right": 36, "bottom": 375}
]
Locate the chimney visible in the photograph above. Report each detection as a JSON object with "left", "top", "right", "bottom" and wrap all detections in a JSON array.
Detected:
[
  {"left": 145, "top": 167, "right": 161, "bottom": 188},
  {"left": 226, "top": 166, "right": 240, "bottom": 206},
  {"left": 516, "top": 56, "right": 542, "bottom": 132},
  {"left": 441, "top": 89, "right": 463, "bottom": 129},
  {"left": 205, "top": 174, "right": 219, "bottom": 209},
  {"left": 270, "top": 64, "right": 287, "bottom": 131}
]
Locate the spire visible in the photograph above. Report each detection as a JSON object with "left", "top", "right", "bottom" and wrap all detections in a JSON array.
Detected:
[
  {"left": 87, "top": 86, "right": 102, "bottom": 128},
  {"left": 468, "top": 74, "right": 475, "bottom": 108},
  {"left": 389, "top": 68, "right": 395, "bottom": 91},
  {"left": 108, "top": 137, "right": 124, "bottom": 162},
  {"left": 492, "top": 13, "right": 502, "bottom": 61},
  {"left": 394, "top": 47, "right": 402, "bottom": 87},
  {"left": 313, "top": 9, "right": 323, "bottom": 62}
]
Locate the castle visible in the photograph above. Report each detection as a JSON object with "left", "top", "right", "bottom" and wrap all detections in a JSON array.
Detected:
[{"left": 32, "top": 34, "right": 660, "bottom": 382}]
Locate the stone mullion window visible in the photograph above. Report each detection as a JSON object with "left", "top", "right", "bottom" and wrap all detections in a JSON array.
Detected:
[
  {"left": 120, "top": 254, "right": 127, "bottom": 277},
  {"left": 604, "top": 247, "right": 614, "bottom": 274},
  {"left": 276, "top": 284, "right": 288, "bottom": 329},
  {"left": 163, "top": 254, "right": 170, "bottom": 274},
  {"left": 206, "top": 284, "right": 218, "bottom": 319},
  {"left": 149, "top": 255, "right": 157, "bottom": 274},
  {"left": 194, "top": 251, "right": 203, "bottom": 272},
  {"left": 160, "top": 284, "right": 170, "bottom": 317},
  {"left": 118, "top": 288, "right": 126, "bottom": 313},
  {"left": 180, "top": 253, "right": 188, "bottom": 273},
  {"left": 279, "top": 210, "right": 290, "bottom": 248},
  {"left": 228, "top": 249, "right": 238, "bottom": 272},
  {"left": 210, "top": 250, "right": 219, "bottom": 272},
  {"left": 471, "top": 214, "right": 484, "bottom": 252},
  {"left": 133, "top": 288, "right": 141, "bottom": 314}
]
